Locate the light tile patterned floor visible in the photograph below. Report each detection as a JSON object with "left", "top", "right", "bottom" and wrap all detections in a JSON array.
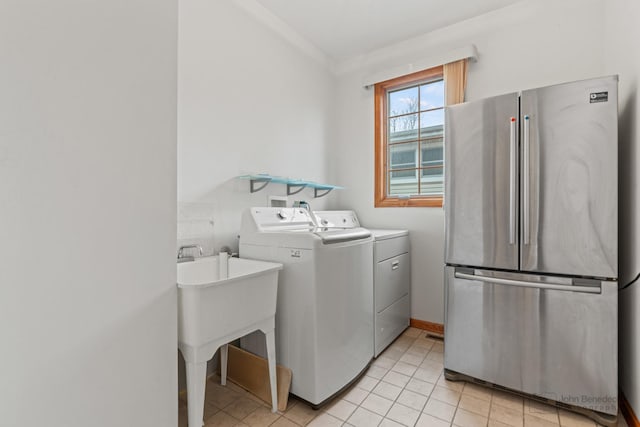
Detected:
[{"left": 179, "top": 328, "right": 628, "bottom": 427}]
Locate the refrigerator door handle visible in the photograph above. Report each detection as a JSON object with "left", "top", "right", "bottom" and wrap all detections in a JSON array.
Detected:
[
  {"left": 509, "top": 117, "right": 517, "bottom": 245},
  {"left": 523, "top": 115, "right": 531, "bottom": 245},
  {"left": 454, "top": 272, "right": 601, "bottom": 294}
]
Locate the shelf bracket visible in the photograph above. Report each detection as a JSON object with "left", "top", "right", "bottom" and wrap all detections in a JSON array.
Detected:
[
  {"left": 313, "top": 188, "right": 333, "bottom": 198},
  {"left": 250, "top": 177, "right": 271, "bottom": 193},
  {"left": 286, "top": 183, "right": 306, "bottom": 195}
]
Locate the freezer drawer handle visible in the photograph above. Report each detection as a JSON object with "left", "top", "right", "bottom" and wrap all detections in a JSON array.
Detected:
[
  {"left": 454, "top": 272, "right": 601, "bottom": 294},
  {"left": 392, "top": 260, "right": 400, "bottom": 270}
]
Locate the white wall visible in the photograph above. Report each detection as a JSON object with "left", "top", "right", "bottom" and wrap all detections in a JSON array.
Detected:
[
  {"left": 0, "top": 2, "right": 177, "bottom": 427},
  {"left": 604, "top": 0, "right": 640, "bottom": 416},
  {"left": 329, "top": 0, "right": 606, "bottom": 323},
  {"left": 178, "top": 0, "right": 336, "bottom": 254}
]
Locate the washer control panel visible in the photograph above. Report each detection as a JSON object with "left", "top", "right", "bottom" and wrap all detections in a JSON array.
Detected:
[
  {"left": 313, "top": 211, "right": 360, "bottom": 228},
  {"left": 251, "top": 207, "right": 314, "bottom": 230}
]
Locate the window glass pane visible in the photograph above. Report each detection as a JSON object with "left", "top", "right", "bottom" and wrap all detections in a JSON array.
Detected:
[
  {"left": 421, "top": 136, "right": 443, "bottom": 196},
  {"left": 421, "top": 137, "right": 443, "bottom": 169},
  {"left": 422, "top": 167, "right": 442, "bottom": 176},
  {"left": 389, "top": 142, "right": 417, "bottom": 171},
  {"left": 389, "top": 87, "right": 419, "bottom": 117},
  {"left": 420, "top": 168, "right": 443, "bottom": 195},
  {"left": 389, "top": 114, "right": 418, "bottom": 143},
  {"left": 391, "top": 169, "right": 416, "bottom": 179},
  {"left": 389, "top": 172, "right": 418, "bottom": 196},
  {"left": 420, "top": 110, "right": 444, "bottom": 138},
  {"left": 420, "top": 80, "right": 444, "bottom": 110},
  {"left": 389, "top": 142, "right": 418, "bottom": 196}
]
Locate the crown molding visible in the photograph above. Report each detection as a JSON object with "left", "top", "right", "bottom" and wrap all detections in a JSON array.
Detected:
[{"left": 233, "top": 0, "right": 331, "bottom": 70}]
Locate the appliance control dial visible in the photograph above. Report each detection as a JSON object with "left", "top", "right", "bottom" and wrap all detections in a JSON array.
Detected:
[
  {"left": 277, "top": 210, "right": 288, "bottom": 220},
  {"left": 321, "top": 219, "right": 329, "bottom": 225}
]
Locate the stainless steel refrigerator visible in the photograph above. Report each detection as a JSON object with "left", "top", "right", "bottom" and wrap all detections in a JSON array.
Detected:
[{"left": 443, "top": 75, "right": 618, "bottom": 425}]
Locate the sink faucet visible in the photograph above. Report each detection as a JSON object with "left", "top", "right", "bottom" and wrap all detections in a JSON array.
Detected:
[{"left": 177, "top": 244, "right": 203, "bottom": 263}]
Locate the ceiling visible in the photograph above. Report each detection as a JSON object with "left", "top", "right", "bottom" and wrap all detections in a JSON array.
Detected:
[{"left": 254, "top": 0, "right": 522, "bottom": 61}]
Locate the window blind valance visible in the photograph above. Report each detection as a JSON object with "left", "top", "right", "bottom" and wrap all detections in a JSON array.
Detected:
[{"left": 362, "top": 44, "right": 477, "bottom": 89}]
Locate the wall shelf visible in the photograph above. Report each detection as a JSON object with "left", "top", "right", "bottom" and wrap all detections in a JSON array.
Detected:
[{"left": 238, "top": 174, "right": 343, "bottom": 198}]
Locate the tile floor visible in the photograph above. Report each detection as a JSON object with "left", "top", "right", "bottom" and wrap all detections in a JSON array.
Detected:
[{"left": 178, "top": 328, "right": 628, "bottom": 427}]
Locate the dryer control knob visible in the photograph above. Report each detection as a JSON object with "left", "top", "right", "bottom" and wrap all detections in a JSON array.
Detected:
[{"left": 277, "top": 210, "right": 288, "bottom": 220}]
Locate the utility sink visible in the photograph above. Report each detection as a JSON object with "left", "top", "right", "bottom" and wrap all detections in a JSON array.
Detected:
[{"left": 177, "top": 255, "right": 282, "bottom": 427}]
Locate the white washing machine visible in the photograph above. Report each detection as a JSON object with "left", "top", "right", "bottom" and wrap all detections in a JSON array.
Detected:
[
  {"left": 239, "top": 207, "right": 374, "bottom": 406},
  {"left": 314, "top": 211, "right": 411, "bottom": 357}
]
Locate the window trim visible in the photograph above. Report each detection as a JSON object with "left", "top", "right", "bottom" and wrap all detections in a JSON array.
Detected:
[{"left": 375, "top": 66, "right": 445, "bottom": 208}]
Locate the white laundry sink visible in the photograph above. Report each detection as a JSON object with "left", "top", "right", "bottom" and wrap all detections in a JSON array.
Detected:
[
  {"left": 177, "top": 256, "right": 282, "bottom": 353},
  {"left": 177, "top": 255, "right": 282, "bottom": 427}
]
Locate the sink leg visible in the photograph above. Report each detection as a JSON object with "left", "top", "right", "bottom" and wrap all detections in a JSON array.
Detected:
[
  {"left": 265, "top": 329, "right": 278, "bottom": 413},
  {"left": 185, "top": 361, "right": 207, "bottom": 427},
  {"left": 220, "top": 344, "right": 228, "bottom": 386}
]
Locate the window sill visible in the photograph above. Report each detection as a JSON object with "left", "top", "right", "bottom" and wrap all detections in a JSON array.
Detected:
[{"left": 375, "top": 196, "right": 443, "bottom": 208}]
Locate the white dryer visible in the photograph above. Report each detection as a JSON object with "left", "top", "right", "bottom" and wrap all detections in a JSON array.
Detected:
[
  {"left": 239, "top": 207, "right": 374, "bottom": 406},
  {"left": 314, "top": 211, "right": 411, "bottom": 357}
]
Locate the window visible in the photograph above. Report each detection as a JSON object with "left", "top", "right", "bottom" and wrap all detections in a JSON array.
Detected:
[{"left": 374, "top": 61, "right": 467, "bottom": 207}]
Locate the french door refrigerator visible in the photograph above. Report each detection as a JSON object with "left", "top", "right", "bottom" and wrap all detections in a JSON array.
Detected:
[{"left": 444, "top": 75, "right": 618, "bottom": 425}]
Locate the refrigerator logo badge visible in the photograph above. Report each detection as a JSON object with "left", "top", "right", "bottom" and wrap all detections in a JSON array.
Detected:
[{"left": 590, "top": 92, "right": 608, "bottom": 103}]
